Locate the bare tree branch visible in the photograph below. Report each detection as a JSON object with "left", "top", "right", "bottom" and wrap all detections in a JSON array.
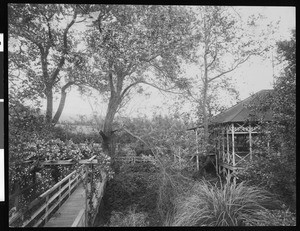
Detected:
[
  {"left": 139, "top": 80, "right": 183, "bottom": 94},
  {"left": 208, "top": 55, "right": 251, "bottom": 83},
  {"left": 120, "top": 80, "right": 141, "bottom": 99},
  {"left": 206, "top": 48, "right": 218, "bottom": 69},
  {"left": 121, "top": 127, "right": 155, "bottom": 155}
]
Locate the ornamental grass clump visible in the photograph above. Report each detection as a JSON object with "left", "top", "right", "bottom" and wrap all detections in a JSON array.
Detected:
[
  {"left": 171, "top": 180, "right": 275, "bottom": 226},
  {"left": 109, "top": 206, "right": 149, "bottom": 227}
]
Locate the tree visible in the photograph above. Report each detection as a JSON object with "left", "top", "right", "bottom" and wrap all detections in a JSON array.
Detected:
[
  {"left": 237, "top": 30, "right": 296, "bottom": 210},
  {"left": 8, "top": 4, "right": 89, "bottom": 124},
  {"left": 187, "top": 6, "right": 272, "bottom": 157},
  {"left": 84, "top": 5, "right": 198, "bottom": 156}
]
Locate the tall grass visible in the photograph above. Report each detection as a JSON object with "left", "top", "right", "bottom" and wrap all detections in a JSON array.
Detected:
[
  {"left": 109, "top": 206, "right": 149, "bottom": 227},
  {"left": 171, "top": 179, "right": 276, "bottom": 226},
  {"left": 152, "top": 151, "right": 194, "bottom": 223}
]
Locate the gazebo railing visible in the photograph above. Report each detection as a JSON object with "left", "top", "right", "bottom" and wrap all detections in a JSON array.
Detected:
[{"left": 235, "top": 152, "right": 251, "bottom": 166}]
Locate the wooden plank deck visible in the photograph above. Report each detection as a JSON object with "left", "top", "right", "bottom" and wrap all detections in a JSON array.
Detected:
[{"left": 44, "top": 183, "right": 86, "bottom": 227}]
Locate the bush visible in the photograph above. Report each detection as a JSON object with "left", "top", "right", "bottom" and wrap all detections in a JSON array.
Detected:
[
  {"left": 237, "top": 151, "right": 296, "bottom": 211},
  {"left": 171, "top": 180, "right": 277, "bottom": 226},
  {"left": 109, "top": 207, "right": 149, "bottom": 227},
  {"left": 244, "top": 209, "right": 296, "bottom": 226},
  {"left": 104, "top": 162, "right": 159, "bottom": 214},
  {"left": 239, "top": 31, "right": 296, "bottom": 212}
]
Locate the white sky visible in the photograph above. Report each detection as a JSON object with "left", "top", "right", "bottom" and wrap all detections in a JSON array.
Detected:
[{"left": 51, "top": 6, "right": 295, "bottom": 122}]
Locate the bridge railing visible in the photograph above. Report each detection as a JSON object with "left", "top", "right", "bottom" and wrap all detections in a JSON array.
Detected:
[
  {"left": 72, "top": 209, "right": 86, "bottom": 227},
  {"left": 9, "top": 165, "right": 87, "bottom": 227}
]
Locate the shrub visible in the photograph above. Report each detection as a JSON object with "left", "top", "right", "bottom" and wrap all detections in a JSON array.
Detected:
[
  {"left": 171, "top": 180, "right": 277, "bottom": 226},
  {"left": 244, "top": 209, "right": 296, "bottom": 226},
  {"left": 109, "top": 207, "right": 149, "bottom": 227},
  {"left": 237, "top": 151, "right": 296, "bottom": 211},
  {"left": 104, "top": 162, "right": 159, "bottom": 214}
]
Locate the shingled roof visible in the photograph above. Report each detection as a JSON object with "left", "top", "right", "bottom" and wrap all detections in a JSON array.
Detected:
[{"left": 210, "top": 89, "right": 274, "bottom": 124}]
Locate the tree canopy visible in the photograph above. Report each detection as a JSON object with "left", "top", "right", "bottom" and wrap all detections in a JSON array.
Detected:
[
  {"left": 8, "top": 4, "right": 90, "bottom": 124},
  {"left": 80, "top": 5, "right": 198, "bottom": 156}
]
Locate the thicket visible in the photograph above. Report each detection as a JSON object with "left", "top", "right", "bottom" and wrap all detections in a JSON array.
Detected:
[
  {"left": 237, "top": 30, "right": 296, "bottom": 211},
  {"left": 100, "top": 104, "right": 296, "bottom": 226},
  {"left": 9, "top": 100, "right": 112, "bottom": 221}
]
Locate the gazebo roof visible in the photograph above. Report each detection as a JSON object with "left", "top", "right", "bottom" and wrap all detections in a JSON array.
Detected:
[{"left": 210, "top": 89, "right": 274, "bottom": 124}]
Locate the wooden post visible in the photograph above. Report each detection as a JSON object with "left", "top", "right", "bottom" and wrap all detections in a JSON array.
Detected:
[
  {"left": 232, "top": 123, "right": 235, "bottom": 166},
  {"left": 59, "top": 185, "right": 61, "bottom": 208},
  {"left": 226, "top": 126, "right": 229, "bottom": 164},
  {"left": 68, "top": 177, "right": 71, "bottom": 197},
  {"left": 222, "top": 128, "right": 225, "bottom": 164},
  {"left": 249, "top": 125, "right": 252, "bottom": 161},
  {"left": 216, "top": 127, "right": 220, "bottom": 174},
  {"left": 84, "top": 165, "right": 88, "bottom": 227},
  {"left": 45, "top": 195, "right": 49, "bottom": 223},
  {"left": 196, "top": 129, "right": 199, "bottom": 171}
]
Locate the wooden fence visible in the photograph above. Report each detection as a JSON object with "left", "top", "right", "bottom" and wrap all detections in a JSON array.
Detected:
[
  {"left": 114, "top": 155, "right": 155, "bottom": 163},
  {"left": 9, "top": 166, "right": 87, "bottom": 227}
]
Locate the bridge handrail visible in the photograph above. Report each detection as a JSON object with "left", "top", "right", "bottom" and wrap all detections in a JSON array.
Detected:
[
  {"left": 9, "top": 165, "right": 87, "bottom": 227},
  {"left": 71, "top": 209, "right": 86, "bottom": 227}
]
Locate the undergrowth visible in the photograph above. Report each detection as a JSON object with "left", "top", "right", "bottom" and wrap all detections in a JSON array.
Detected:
[{"left": 171, "top": 179, "right": 280, "bottom": 226}]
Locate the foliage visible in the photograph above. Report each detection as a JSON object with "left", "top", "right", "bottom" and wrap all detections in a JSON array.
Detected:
[
  {"left": 153, "top": 155, "right": 194, "bottom": 222},
  {"left": 108, "top": 114, "right": 198, "bottom": 224},
  {"left": 104, "top": 162, "right": 159, "bottom": 214},
  {"left": 185, "top": 6, "right": 273, "bottom": 150},
  {"left": 117, "top": 115, "right": 196, "bottom": 169},
  {"left": 237, "top": 151, "right": 295, "bottom": 208},
  {"left": 52, "top": 124, "right": 101, "bottom": 143},
  {"left": 82, "top": 5, "right": 198, "bottom": 156},
  {"left": 237, "top": 30, "right": 296, "bottom": 210},
  {"left": 244, "top": 209, "right": 296, "bottom": 226},
  {"left": 103, "top": 155, "right": 195, "bottom": 226},
  {"left": 109, "top": 207, "right": 149, "bottom": 227},
  {"left": 8, "top": 4, "right": 89, "bottom": 123},
  {"left": 171, "top": 180, "right": 276, "bottom": 226},
  {"left": 85, "top": 5, "right": 197, "bottom": 99},
  {"left": 9, "top": 101, "right": 113, "bottom": 217}
]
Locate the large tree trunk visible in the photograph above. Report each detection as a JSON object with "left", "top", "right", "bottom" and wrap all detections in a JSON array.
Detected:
[
  {"left": 52, "top": 82, "right": 74, "bottom": 125},
  {"left": 52, "top": 91, "right": 67, "bottom": 126},
  {"left": 200, "top": 34, "right": 210, "bottom": 173},
  {"left": 100, "top": 96, "right": 120, "bottom": 157},
  {"left": 202, "top": 42, "right": 209, "bottom": 156},
  {"left": 202, "top": 80, "right": 209, "bottom": 155},
  {"left": 45, "top": 87, "right": 53, "bottom": 124}
]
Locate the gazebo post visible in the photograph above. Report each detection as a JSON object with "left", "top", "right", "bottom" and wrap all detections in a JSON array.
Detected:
[
  {"left": 232, "top": 123, "right": 235, "bottom": 167},
  {"left": 221, "top": 127, "right": 224, "bottom": 174},
  {"left": 216, "top": 127, "right": 220, "bottom": 174},
  {"left": 249, "top": 125, "right": 252, "bottom": 161},
  {"left": 226, "top": 125, "right": 229, "bottom": 164},
  {"left": 196, "top": 129, "right": 199, "bottom": 171}
]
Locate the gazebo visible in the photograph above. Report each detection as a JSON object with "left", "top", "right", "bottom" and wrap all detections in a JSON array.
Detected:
[{"left": 209, "top": 89, "right": 273, "bottom": 180}]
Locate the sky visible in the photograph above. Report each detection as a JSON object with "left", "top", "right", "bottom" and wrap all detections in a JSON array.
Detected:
[{"left": 49, "top": 6, "right": 295, "bottom": 122}]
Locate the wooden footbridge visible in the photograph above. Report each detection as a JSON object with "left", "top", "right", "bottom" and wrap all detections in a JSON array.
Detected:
[{"left": 9, "top": 156, "right": 107, "bottom": 227}]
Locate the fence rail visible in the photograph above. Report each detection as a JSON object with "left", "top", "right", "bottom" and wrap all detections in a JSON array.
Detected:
[
  {"left": 114, "top": 156, "right": 154, "bottom": 163},
  {"left": 9, "top": 166, "right": 87, "bottom": 227}
]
